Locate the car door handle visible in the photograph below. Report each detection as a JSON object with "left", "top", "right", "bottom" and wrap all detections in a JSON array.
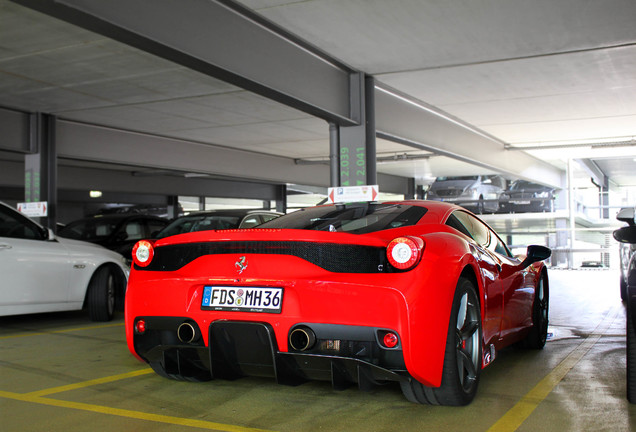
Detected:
[{"left": 0, "top": 243, "right": 12, "bottom": 250}]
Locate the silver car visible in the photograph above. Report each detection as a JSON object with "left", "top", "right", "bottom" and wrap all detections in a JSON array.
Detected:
[
  {"left": 426, "top": 175, "right": 506, "bottom": 213},
  {"left": 0, "top": 202, "right": 129, "bottom": 321}
]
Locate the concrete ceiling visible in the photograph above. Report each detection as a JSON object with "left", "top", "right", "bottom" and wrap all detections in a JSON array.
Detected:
[{"left": 1, "top": 0, "right": 636, "bottom": 191}]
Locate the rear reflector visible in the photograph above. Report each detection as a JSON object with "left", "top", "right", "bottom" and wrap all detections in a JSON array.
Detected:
[
  {"left": 383, "top": 332, "right": 399, "bottom": 348},
  {"left": 135, "top": 319, "right": 146, "bottom": 334}
]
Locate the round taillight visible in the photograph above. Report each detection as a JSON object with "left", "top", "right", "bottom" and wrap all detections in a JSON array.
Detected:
[
  {"left": 383, "top": 332, "right": 399, "bottom": 348},
  {"left": 135, "top": 319, "right": 146, "bottom": 334},
  {"left": 132, "top": 240, "right": 155, "bottom": 267},
  {"left": 387, "top": 236, "right": 423, "bottom": 270}
]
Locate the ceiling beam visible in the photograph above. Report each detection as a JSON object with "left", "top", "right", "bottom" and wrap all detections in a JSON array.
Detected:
[
  {"left": 12, "top": 0, "right": 358, "bottom": 126},
  {"left": 374, "top": 85, "right": 565, "bottom": 188},
  {"left": 9, "top": 0, "right": 566, "bottom": 191},
  {"left": 54, "top": 119, "right": 329, "bottom": 186},
  {"left": 0, "top": 107, "right": 30, "bottom": 153},
  {"left": 50, "top": 119, "right": 410, "bottom": 194},
  {"left": 575, "top": 159, "right": 606, "bottom": 186}
]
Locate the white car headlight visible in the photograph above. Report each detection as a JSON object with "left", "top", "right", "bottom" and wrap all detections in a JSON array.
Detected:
[{"left": 461, "top": 188, "right": 478, "bottom": 198}]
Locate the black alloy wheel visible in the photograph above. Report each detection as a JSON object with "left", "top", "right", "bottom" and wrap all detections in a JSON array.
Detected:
[
  {"left": 400, "top": 277, "right": 482, "bottom": 405},
  {"left": 518, "top": 273, "right": 549, "bottom": 349},
  {"left": 87, "top": 266, "right": 116, "bottom": 322}
]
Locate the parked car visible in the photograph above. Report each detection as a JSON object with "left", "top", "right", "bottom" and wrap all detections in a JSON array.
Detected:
[
  {"left": 58, "top": 214, "right": 169, "bottom": 262},
  {"left": 498, "top": 180, "right": 556, "bottom": 213},
  {"left": 125, "top": 200, "right": 550, "bottom": 405},
  {"left": 153, "top": 209, "right": 282, "bottom": 239},
  {"left": 612, "top": 207, "right": 636, "bottom": 403},
  {"left": 0, "top": 202, "right": 128, "bottom": 321},
  {"left": 426, "top": 175, "right": 505, "bottom": 213},
  {"left": 617, "top": 208, "right": 636, "bottom": 302}
]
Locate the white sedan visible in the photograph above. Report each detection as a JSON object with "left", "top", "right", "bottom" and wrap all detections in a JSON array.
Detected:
[{"left": 0, "top": 202, "right": 129, "bottom": 321}]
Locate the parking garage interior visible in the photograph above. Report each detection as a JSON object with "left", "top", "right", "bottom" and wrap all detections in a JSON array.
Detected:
[{"left": 1, "top": 1, "right": 636, "bottom": 431}]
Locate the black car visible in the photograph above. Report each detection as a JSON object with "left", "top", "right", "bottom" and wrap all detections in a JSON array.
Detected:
[
  {"left": 617, "top": 208, "right": 636, "bottom": 302},
  {"left": 613, "top": 207, "right": 636, "bottom": 403},
  {"left": 59, "top": 214, "right": 169, "bottom": 261},
  {"left": 498, "top": 180, "right": 556, "bottom": 213},
  {"left": 154, "top": 209, "right": 282, "bottom": 239}
]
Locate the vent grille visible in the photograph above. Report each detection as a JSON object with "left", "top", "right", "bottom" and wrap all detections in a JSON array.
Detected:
[
  {"left": 137, "top": 241, "right": 392, "bottom": 273},
  {"left": 436, "top": 189, "right": 462, "bottom": 197}
]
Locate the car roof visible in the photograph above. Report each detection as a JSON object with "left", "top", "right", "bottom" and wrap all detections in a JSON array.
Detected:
[
  {"left": 302, "top": 200, "right": 462, "bottom": 226},
  {"left": 70, "top": 213, "right": 166, "bottom": 222},
  {"left": 177, "top": 209, "right": 282, "bottom": 218}
]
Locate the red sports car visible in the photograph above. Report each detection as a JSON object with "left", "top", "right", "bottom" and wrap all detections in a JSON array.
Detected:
[{"left": 125, "top": 200, "right": 550, "bottom": 405}]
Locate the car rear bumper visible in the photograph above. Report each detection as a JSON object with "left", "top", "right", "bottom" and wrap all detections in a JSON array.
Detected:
[{"left": 133, "top": 318, "right": 409, "bottom": 389}]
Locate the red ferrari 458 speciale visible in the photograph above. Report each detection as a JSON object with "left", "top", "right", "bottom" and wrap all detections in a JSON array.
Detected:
[{"left": 125, "top": 200, "right": 550, "bottom": 405}]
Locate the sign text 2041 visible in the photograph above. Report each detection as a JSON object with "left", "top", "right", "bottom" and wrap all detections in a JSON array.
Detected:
[{"left": 340, "top": 147, "right": 366, "bottom": 186}]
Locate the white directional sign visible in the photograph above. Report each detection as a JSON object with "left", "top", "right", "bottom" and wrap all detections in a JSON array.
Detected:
[
  {"left": 327, "top": 185, "right": 379, "bottom": 204},
  {"left": 17, "top": 202, "right": 48, "bottom": 217}
]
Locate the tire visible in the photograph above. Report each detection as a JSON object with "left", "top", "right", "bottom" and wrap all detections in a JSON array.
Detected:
[
  {"left": 401, "top": 277, "right": 482, "bottom": 405},
  {"left": 87, "top": 266, "right": 116, "bottom": 322},
  {"left": 628, "top": 303, "right": 636, "bottom": 403},
  {"left": 518, "top": 273, "right": 549, "bottom": 349},
  {"left": 477, "top": 197, "right": 485, "bottom": 214}
]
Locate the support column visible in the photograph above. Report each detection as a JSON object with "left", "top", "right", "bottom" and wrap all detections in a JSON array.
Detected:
[
  {"left": 276, "top": 184, "right": 287, "bottom": 213},
  {"left": 364, "top": 76, "right": 377, "bottom": 186},
  {"left": 567, "top": 158, "right": 576, "bottom": 268},
  {"left": 599, "top": 176, "right": 609, "bottom": 219},
  {"left": 167, "top": 195, "right": 179, "bottom": 219},
  {"left": 24, "top": 113, "right": 57, "bottom": 232},
  {"left": 336, "top": 73, "right": 377, "bottom": 188},
  {"left": 329, "top": 122, "right": 340, "bottom": 187},
  {"left": 406, "top": 178, "right": 416, "bottom": 200},
  {"left": 416, "top": 185, "right": 425, "bottom": 200},
  {"left": 555, "top": 218, "right": 569, "bottom": 267}
]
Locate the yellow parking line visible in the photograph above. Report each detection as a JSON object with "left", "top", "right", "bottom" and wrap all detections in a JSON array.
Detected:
[
  {"left": 25, "top": 368, "right": 154, "bottom": 397},
  {"left": 487, "top": 306, "right": 622, "bottom": 432},
  {"left": 0, "top": 389, "right": 275, "bottom": 432},
  {"left": 0, "top": 322, "right": 124, "bottom": 339}
]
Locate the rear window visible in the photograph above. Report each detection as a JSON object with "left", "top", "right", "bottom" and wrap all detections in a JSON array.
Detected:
[
  {"left": 259, "top": 203, "right": 427, "bottom": 234},
  {"left": 59, "top": 218, "right": 119, "bottom": 241},
  {"left": 156, "top": 215, "right": 241, "bottom": 238}
]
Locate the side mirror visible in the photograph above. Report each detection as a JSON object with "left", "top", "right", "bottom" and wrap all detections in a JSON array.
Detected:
[
  {"left": 617, "top": 208, "right": 636, "bottom": 226},
  {"left": 45, "top": 228, "right": 55, "bottom": 241},
  {"left": 520, "top": 245, "right": 551, "bottom": 268},
  {"left": 613, "top": 226, "right": 636, "bottom": 244}
]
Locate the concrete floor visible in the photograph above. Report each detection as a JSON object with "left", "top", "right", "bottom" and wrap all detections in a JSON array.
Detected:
[{"left": 1, "top": 269, "right": 635, "bottom": 432}]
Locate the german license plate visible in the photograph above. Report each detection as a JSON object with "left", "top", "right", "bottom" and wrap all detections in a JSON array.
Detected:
[
  {"left": 201, "top": 286, "right": 283, "bottom": 313},
  {"left": 511, "top": 200, "right": 531, "bottom": 205}
]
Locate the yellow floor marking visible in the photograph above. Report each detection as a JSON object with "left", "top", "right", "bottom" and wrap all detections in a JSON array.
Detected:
[
  {"left": 487, "top": 306, "right": 622, "bottom": 432},
  {"left": 25, "top": 368, "right": 154, "bottom": 397},
  {"left": 0, "top": 389, "right": 275, "bottom": 432},
  {"left": 0, "top": 322, "right": 124, "bottom": 340}
]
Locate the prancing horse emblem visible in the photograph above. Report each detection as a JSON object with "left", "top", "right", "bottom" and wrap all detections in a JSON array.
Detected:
[{"left": 235, "top": 256, "right": 248, "bottom": 274}]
